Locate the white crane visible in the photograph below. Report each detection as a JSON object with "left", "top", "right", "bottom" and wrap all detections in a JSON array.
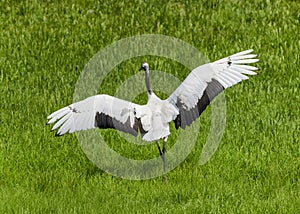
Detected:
[{"left": 47, "top": 49, "right": 259, "bottom": 182}]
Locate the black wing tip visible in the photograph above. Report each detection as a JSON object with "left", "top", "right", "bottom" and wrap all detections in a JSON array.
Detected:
[
  {"left": 55, "top": 132, "right": 62, "bottom": 137},
  {"left": 48, "top": 125, "right": 61, "bottom": 136}
]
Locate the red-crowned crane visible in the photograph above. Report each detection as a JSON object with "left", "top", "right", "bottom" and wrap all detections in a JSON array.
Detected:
[{"left": 47, "top": 49, "right": 259, "bottom": 182}]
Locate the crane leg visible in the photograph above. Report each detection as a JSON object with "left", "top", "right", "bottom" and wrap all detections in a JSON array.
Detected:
[
  {"left": 162, "top": 137, "right": 167, "bottom": 183},
  {"left": 156, "top": 140, "right": 167, "bottom": 183},
  {"left": 162, "top": 137, "right": 168, "bottom": 183},
  {"left": 156, "top": 141, "right": 162, "bottom": 156}
]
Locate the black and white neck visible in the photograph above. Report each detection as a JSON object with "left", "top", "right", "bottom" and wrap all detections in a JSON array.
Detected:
[{"left": 140, "top": 62, "right": 153, "bottom": 96}]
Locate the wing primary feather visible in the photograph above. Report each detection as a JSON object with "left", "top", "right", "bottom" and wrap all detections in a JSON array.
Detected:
[
  {"left": 51, "top": 113, "right": 71, "bottom": 131},
  {"left": 47, "top": 108, "right": 69, "bottom": 124},
  {"left": 214, "top": 76, "right": 230, "bottom": 88},
  {"left": 218, "top": 72, "right": 236, "bottom": 86},
  {"left": 230, "top": 54, "right": 257, "bottom": 60},
  {"left": 234, "top": 66, "right": 257, "bottom": 75},
  {"left": 47, "top": 107, "right": 68, "bottom": 120},
  {"left": 227, "top": 68, "right": 249, "bottom": 80},
  {"left": 230, "top": 49, "right": 253, "bottom": 57},
  {"left": 222, "top": 70, "right": 243, "bottom": 82},
  {"left": 232, "top": 59, "right": 259, "bottom": 64},
  {"left": 235, "top": 64, "right": 259, "bottom": 71},
  {"left": 230, "top": 66, "right": 257, "bottom": 76},
  {"left": 57, "top": 116, "right": 73, "bottom": 135}
]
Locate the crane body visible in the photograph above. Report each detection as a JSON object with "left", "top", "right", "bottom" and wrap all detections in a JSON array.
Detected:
[{"left": 47, "top": 49, "right": 259, "bottom": 182}]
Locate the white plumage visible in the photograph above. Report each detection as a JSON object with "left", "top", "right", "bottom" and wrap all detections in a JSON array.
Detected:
[
  {"left": 48, "top": 49, "right": 259, "bottom": 139},
  {"left": 47, "top": 49, "right": 259, "bottom": 182}
]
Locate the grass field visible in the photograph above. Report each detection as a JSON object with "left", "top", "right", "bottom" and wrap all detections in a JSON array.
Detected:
[{"left": 0, "top": 0, "right": 299, "bottom": 213}]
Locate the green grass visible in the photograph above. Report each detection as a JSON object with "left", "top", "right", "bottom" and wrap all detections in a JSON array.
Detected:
[{"left": 0, "top": 0, "right": 299, "bottom": 213}]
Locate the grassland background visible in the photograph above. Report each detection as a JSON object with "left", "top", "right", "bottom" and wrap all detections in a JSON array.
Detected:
[{"left": 0, "top": 0, "right": 299, "bottom": 213}]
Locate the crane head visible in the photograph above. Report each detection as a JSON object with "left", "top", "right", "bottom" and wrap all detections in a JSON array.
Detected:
[{"left": 139, "top": 62, "right": 149, "bottom": 71}]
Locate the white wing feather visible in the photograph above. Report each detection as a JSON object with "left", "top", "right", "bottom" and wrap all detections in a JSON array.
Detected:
[
  {"left": 167, "top": 49, "right": 259, "bottom": 109},
  {"left": 47, "top": 94, "right": 143, "bottom": 136}
]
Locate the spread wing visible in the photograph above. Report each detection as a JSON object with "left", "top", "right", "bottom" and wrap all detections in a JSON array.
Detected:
[
  {"left": 167, "top": 49, "right": 259, "bottom": 129},
  {"left": 47, "top": 94, "right": 147, "bottom": 137}
]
